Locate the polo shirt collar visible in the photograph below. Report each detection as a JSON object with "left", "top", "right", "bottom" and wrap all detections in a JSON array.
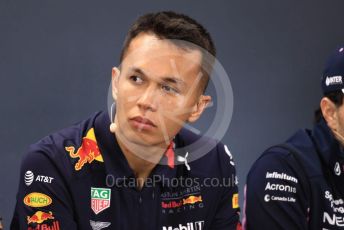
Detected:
[{"left": 94, "top": 111, "right": 179, "bottom": 187}]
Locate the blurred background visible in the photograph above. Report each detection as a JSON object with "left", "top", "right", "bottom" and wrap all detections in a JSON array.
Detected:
[{"left": 1, "top": 0, "right": 344, "bottom": 228}]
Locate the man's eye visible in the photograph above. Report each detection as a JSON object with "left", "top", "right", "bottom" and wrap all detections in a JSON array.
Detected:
[
  {"left": 162, "top": 85, "right": 179, "bottom": 94},
  {"left": 129, "top": 76, "right": 143, "bottom": 84}
]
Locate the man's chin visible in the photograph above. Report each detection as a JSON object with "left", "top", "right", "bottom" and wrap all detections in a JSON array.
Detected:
[{"left": 121, "top": 131, "right": 163, "bottom": 147}]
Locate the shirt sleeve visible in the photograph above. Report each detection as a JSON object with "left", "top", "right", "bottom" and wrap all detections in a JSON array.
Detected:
[
  {"left": 243, "top": 149, "right": 309, "bottom": 230},
  {"left": 210, "top": 143, "right": 242, "bottom": 230},
  {"left": 10, "top": 144, "right": 78, "bottom": 230}
]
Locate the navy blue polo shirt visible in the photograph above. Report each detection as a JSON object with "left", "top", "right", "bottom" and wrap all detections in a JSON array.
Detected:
[
  {"left": 244, "top": 119, "right": 344, "bottom": 229},
  {"left": 11, "top": 111, "right": 241, "bottom": 230}
]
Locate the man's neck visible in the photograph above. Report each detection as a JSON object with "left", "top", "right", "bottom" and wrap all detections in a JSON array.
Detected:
[{"left": 115, "top": 132, "right": 168, "bottom": 189}]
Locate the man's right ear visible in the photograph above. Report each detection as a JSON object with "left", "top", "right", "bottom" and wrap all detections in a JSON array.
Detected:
[
  {"left": 112, "top": 67, "right": 120, "bottom": 100},
  {"left": 320, "top": 97, "right": 338, "bottom": 131}
]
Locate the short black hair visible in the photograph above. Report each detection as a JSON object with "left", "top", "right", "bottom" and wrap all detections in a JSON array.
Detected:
[
  {"left": 119, "top": 11, "right": 216, "bottom": 93},
  {"left": 314, "top": 91, "right": 344, "bottom": 123}
]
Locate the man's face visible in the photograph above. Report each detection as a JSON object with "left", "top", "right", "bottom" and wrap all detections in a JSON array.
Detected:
[
  {"left": 334, "top": 104, "right": 344, "bottom": 138},
  {"left": 112, "top": 33, "right": 210, "bottom": 147},
  {"left": 321, "top": 96, "right": 344, "bottom": 144}
]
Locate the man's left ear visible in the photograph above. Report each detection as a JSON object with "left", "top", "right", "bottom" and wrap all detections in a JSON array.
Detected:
[
  {"left": 112, "top": 67, "right": 120, "bottom": 101},
  {"left": 187, "top": 95, "right": 212, "bottom": 123}
]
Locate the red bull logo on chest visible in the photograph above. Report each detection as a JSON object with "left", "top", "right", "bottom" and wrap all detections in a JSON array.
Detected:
[
  {"left": 27, "top": 211, "right": 54, "bottom": 224},
  {"left": 65, "top": 128, "right": 104, "bottom": 171}
]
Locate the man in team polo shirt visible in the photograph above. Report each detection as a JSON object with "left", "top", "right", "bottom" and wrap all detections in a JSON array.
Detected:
[
  {"left": 244, "top": 45, "right": 344, "bottom": 229},
  {"left": 11, "top": 11, "right": 241, "bottom": 230}
]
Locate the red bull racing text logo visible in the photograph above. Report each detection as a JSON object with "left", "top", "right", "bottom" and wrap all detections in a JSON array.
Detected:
[
  {"left": 161, "top": 195, "right": 204, "bottom": 214},
  {"left": 162, "top": 200, "right": 183, "bottom": 209},
  {"left": 65, "top": 128, "right": 103, "bottom": 171}
]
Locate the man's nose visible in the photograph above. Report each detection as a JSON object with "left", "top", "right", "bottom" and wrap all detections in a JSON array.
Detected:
[{"left": 137, "top": 85, "right": 159, "bottom": 112}]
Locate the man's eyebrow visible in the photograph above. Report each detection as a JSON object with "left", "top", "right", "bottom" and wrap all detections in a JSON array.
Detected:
[
  {"left": 130, "top": 67, "right": 148, "bottom": 77},
  {"left": 161, "top": 77, "right": 186, "bottom": 86},
  {"left": 129, "top": 67, "right": 186, "bottom": 86}
]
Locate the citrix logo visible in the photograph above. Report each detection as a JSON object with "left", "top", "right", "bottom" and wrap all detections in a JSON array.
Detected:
[{"left": 162, "top": 221, "right": 204, "bottom": 230}]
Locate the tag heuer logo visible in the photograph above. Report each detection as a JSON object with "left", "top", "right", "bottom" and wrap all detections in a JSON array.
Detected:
[{"left": 91, "top": 187, "right": 111, "bottom": 214}]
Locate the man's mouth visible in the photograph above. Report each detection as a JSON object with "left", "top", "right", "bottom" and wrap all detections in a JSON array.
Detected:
[{"left": 129, "top": 116, "right": 157, "bottom": 130}]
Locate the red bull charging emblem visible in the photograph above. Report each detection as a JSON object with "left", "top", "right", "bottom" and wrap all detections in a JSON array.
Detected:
[
  {"left": 27, "top": 211, "right": 60, "bottom": 230},
  {"left": 65, "top": 128, "right": 104, "bottom": 171},
  {"left": 27, "top": 211, "right": 54, "bottom": 224},
  {"left": 183, "top": 195, "right": 203, "bottom": 205}
]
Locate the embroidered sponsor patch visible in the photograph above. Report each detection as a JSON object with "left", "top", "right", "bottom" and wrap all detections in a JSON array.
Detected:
[
  {"left": 90, "top": 220, "right": 111, "bottom": 230},
  {"left": 27, "top": 211, "right": 54, "bottom": 224},
  {"left": 23, "top": 192, "right": 52, "bottom": 208},
  {"left": 232, "top": 193, "right": 239, "bottom": 209},
  {"left": 91, "top": 187, "right": 111, "bottom": 214},
  {"left": 65, "top": 128, "right": 104, "bottom": 171}
]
